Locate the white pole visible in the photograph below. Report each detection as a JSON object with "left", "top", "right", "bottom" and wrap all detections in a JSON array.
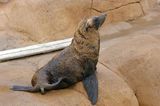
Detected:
[{"left": 0, "top": 38, "right": 72, "bottom": 62}]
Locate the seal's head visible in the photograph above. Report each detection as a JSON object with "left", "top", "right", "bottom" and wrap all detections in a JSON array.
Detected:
[
  {"left": 73, "top": 14, "right": 107, "bottom": 57},
  {"left": 75, "top": 14, "right": 107, "bottom": 40},
  {"left": 86, "top": 13, "right": 107, "bottom": 30}
]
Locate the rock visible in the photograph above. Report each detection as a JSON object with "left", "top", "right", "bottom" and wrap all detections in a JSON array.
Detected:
[
  {"left": 74, "top": 64, "right": 139, "bottom": 106},
  {"left": 140, "top": 0, "right": 157, "bottom": 13},
  {"left": 0, "top": 0, "right": 156, "bottom": 43},
  {"left": 158, "top": 0, "right": 160, "bottom": 5},
  {"left": 92, "top": 0, "right": 141, "bottom": 12},
  {"left": 0, "top": 0, "right": 8, "bottom": 3},
  {"left": 100, "top": 34, "right": 160, "bottom": 106},
  {"left": 0, "top": 55, "right": 139, "bottom": 106},
  {"left": 6, "top": 0, "right": 91, "bottom": 42},
  {"left": 0, "top": 0, "right": 159, "bottom": 106},
  {"left": 106, "top": 3, "right": 144, "bottom": 23}
]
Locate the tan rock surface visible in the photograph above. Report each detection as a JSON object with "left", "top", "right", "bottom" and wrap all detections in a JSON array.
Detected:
[
  {"left": 5, "top": 0, "right": 91, "bottom": 42},
  {"left": 100, "top": 34, "right": 160, "bottom": 106},
  {"left": 92, "top": 0, "right": 140, "bottom": 11},
  {"left": 106, "top": 3, "right": 143, "bottom": 23},
  {"left": 0, "top": 54, "right": 138, "bottom": 106},
  {"left": 140, "top": 0, "right": 157, "bottom": 12},
  {"left": 0, "top": 0, "right": 8, "bottom": 3},
  {"left": 0, "top": 0, "right": 156, "bottom": 43},
  {"left": 0, "top": 1, "right": 159, "bottom": 106}
]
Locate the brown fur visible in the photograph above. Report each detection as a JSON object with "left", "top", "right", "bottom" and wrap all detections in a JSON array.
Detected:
[{"left": 11, "top": 14, "right": 106, "bottom": 105}]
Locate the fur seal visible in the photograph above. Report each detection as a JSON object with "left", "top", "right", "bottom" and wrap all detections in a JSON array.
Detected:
[{"left": 11, "top": 14, "right": 106, "bottom": 105}]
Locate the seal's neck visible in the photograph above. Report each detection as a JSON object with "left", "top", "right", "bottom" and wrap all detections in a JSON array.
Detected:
[{"left": 71, "top": 31, "right": 100, "bottom": 60}]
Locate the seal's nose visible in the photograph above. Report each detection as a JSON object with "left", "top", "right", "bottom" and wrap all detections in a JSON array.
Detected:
[
  {"left": 93, "top": 13, "right": 107, "bottom": 29},
  {"left": 87, "top": 13, "right": 107, "bottom": 30}
]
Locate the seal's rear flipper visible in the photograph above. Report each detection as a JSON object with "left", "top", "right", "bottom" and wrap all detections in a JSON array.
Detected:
[
  {"left": 43, "top": 77, "right": 63, "bottom": 90},
  {"left": 11, "top": 77, "right": 63, "bottom": 94},
  {"left": 11, "top": 85, "right": 38, "bottom": 92},
  {"left": 82, "top": 73, "right": 98, "bottom": 105}
]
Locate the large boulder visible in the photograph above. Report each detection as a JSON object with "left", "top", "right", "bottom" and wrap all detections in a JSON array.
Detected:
[
  {"left": 100, "top": 34, "right": 160, "bottom": 106},
  {"left": 0, "top": 0, "right": 159, "bottom": 106},
  {"left": 92, "top": 0, "right": 143, "bottom": 23},
  {"left": 4, "top": 0, "right": 91, "bottom": 42},
  {"left": 0, "top": 0, "right": 156, "bottom": 43},
  {"left": 0, "top": 53, "right": 138, "bottom": 106},
  {"left": 140, "top": 0, "right": 157, "bottom": 12}
]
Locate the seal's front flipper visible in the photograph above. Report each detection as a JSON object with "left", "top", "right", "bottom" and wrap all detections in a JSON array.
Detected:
[{"left": 82, "top": 73, "right": 98, "bottom": 105}]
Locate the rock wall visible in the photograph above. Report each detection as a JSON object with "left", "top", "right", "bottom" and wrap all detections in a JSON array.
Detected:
[
  {"left": 100, "top": 34, "right": 160, "bottom": 106},
  {"left": 0, "top": 1, "right": 159, "bottom": 106},
  {"left": 0, "top": 58, "right": 139, "bottom": 106},
  {"left": 141, "top": 0, "right": 157, "bottom": 12},
  {"left": 0, "top": 0, "right": 158, "bottom": 42}
]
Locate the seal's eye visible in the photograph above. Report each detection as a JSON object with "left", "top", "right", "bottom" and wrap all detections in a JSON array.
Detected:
[{"left": 85, "top": 22, "right": 89, "bottom": 32}]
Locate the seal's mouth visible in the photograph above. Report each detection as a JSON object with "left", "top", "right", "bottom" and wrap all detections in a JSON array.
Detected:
[{"left": 87, "top": 13, "right": 107, "bottom": 30}]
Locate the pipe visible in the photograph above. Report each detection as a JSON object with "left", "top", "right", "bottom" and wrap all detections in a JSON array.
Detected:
[{"left": 0, "top": 38, "right": 72, "bottom": 62}]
